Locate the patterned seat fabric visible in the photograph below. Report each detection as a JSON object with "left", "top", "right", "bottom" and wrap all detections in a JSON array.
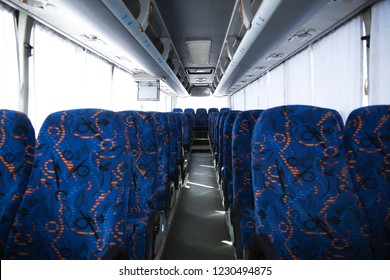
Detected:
[
  {"left": 5, "top": 109, "right": 131, "bottom": 259},
  {"left": 195, "top": 108, "right": 208, "bottom": 129},
  {"left": 216, "top": 112, "right": 230, "bottom": 177},
  {"left": 173, "top": 113, "right": 184, "bottom": 177},
  {"left": 0, "top": 110, "right": 35, "bottom": 258},
  {"left": 344, "top": 105, "right": 390, "bottom": 259},
  {"left": 252, "top": 105, "right": 373, "bottom": 259},
  {"left": 209, "top": 112, "right": 219, "bottom": 155},
  {"left": 231, "top": 110, "right": 263, "bottom": 256},
  {"left": 167, "top": 113, "right": 180, "bottom": 189},
  {"left": 180, "top": 113, "right": 192, "bottom": 153},
  {"left": 208, "top": 108, "right": 219, "bottom": 115},
  {"left": 212, "top": 112, "right": 225, "bottom": 166},
  {"left": 149, "top": 112, "right": 175, "bottom": 216},
  {"left": 184, "top": 108, "right": 195, "bottom": 116},
  {"left": 119, "top": 111, "right": 161, "bottom": 259},
  {"left": 185, "top": 113, "right": 195, "bottom": 135},
  {"left": 221, "top": 111, "right": 240, "bottom": 208}
]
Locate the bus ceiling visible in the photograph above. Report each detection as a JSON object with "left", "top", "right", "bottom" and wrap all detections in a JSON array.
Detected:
[{"left": 5, "top": 0, "right": 379, "bottom": 97}]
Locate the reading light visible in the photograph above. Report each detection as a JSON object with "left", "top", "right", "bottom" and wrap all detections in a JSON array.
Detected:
[
  {"left": 253, "top": 66, "right": 267, "bottom": 72},
  {"left": 288, "top": 29, "right": 317, "bottom": 42},
  {"left": 266, "top": 53, "right": 285, "bottom": 61}
]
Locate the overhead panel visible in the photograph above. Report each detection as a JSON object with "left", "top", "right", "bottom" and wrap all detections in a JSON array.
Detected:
[
  {"left": 214, "top": 0, "right": 378, "bottom": 96},
  {"left": 101, "top": 0, "right": 189, "bottom": 97},
  {"left": 186, "top": 40, "right": 212, "bottom": 65}
]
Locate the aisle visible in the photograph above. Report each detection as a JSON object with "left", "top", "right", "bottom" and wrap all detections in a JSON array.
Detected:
[{"left": 161, "top": 153, "right": 235, "bottom": 260}]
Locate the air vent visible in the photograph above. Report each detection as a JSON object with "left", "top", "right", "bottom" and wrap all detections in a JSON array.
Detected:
[{"left": 186, "top": 40, "right": 212, "bottom": 65}]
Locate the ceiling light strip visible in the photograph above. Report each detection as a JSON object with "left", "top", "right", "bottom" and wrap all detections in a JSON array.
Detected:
[{"left": 100, "top": 0, "right": 188, "bottom": 97}]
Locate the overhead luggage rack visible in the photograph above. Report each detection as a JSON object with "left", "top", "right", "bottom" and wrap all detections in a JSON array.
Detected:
[
  {"left": 101, "top": 0, "right": 190, "bottom": 97},
  {"left": 213, "top": 0, "right": 378, "bottom": 96}
]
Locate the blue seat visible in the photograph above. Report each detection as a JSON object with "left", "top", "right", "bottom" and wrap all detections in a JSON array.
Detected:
[
  {"left": 179, "top": 113, "right": 193, "bottom": 178},
  {"left": 208, "top": 112, "right": 219, "bottom": 160},
  {"left": 151, "top": 112, "right": 175, "bottom": 215},
  {"left": 184, "top": 108, "right": 195, "bottom": 116},
  {"left": 208, "top": 108, "right": 219, "bottom": 115},
  {"left": 172, "top": 108, "right": 183, "bottom": 113},
  {"left": 5, "top": 109, "right": 132, "bottom": 259},
  {"left": 251, "top": 105, "right": 373, "bottom": 259},
  {"left": 216, "top": 111, "right": 230, "bottom": 183},
  {"left": 119, "top": 111, "right": 164, "bottom": 259},
  {"left": 220, "top": 111, "right": 240, "bottom": 210},
  {"left": 212, "top": 112, "right": 225, "bottom": 168},
  {"left": 167, "top": 113, "right": 181, "bottom": 190},
  {"left": 173, "top": 113, "right": 184, "bottom": 183},
  {"left": 344, "top": 105, "right": 390, "bottom": 259},
  {"left": 195, "top": 108, "right": 208, "bottom": 130},
  {"left": 220, "top": 108, "right": 231, "bottom": 113},
  {"left": 0, "top": 110, "right": 35, "bottom": 258},
  {"left": 229, "top": 110, "right": 263, "bottom": 259}
]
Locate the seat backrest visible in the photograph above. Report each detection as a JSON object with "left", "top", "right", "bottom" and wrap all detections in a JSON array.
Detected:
[
  {"left": 149, "top": 112, "right": 171, "bottom": 213},
  {"left": 179, "top": 113, "right": 192, "bottom": 152},
  {"left": 232, "top": 110, "right": 263, "bottom": 209},
  {"left": 185, "top": 112, "right": 195, "bottom": 131},
  {"left": 173, "top": 113, "right": 183, "bottom": 162},
  {"left": 344, "top": 105, "right": 390, "bottom": 259},
  {"left": 208, "top": 108, "right": 219, "bottom": 115},
  {"left": 184, "top": 108, "right": 195, "bottom": 115},
  {"left": 195, "top": 108, "right": 208, "bottom": 128},
  {"left": 167, "top": 113, "right": 179, "bottom": 183},
  {"left": 118, "top": 111, "right": 158, "bottom": 218},
  {"left": 5, "top": 109, "right": 131, "bottom": 259},
  {"left": 252, "top": 105, "right": 373, "bottom": 259},
  {"left": 0, "top": 110, "right": 35, "bottom": 258},
  {"left": 220, "top": 108, "right": 231, "bottom": 113},
  {"left": 210, "top": 112, "right": 219, "bottom": 153},
  {"left": 221, "top": 111, "right": 240, "bottom": 183},
  {"left": 172, "top": 108, "right": 183, "bottom": 113},
  {"left": 217, "top": 112, "right": 230, "bottom": 166}
]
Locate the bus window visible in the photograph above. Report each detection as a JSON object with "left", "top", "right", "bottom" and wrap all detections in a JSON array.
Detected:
[{"left": 0, "top": 4, "right": 19, "bottom": 110}]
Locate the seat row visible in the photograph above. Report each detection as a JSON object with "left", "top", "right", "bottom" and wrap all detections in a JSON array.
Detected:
[
  {"left": 0, "top": 109, "right": 194, "bottom": 260},
  {"left": 173, "top": 107, "right": 230, "bottom": 131},
  {"left": 209, "top": 105, "right": 390, "bottom": 260}
]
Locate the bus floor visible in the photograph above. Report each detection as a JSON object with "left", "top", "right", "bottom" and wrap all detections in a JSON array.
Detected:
[{"left": 160, "top": 152, "right": 235, "bottom": 260}]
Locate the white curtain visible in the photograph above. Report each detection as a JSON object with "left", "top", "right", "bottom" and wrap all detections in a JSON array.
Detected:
[
  {"left": 369, "top": 0, "right": 390, "bottom": 104},
  {"left": 29, "top": 23, "right": 174, "bottom": 133},
  {"left": 258, "top": 72, "right": 269, "bottom": 109},
  {"left": 285, "top": 49, "right": 312, "bottom": 105},
  {"left": 111, "top": 66, "right": 140, "bottom": 111},
  {"left": 245, "top": 80, "right": 260, "bottom": 110},
  {"left": 230, "top": 89, "right": 246, "bottom": 110},
  {"left": 156, "top": 92, "right": 172, "bottom": 112},
  {"left": 268, "top": 64, "right": 285, "bottom": 108},
  {"left": 0, "top": 4, "right": 19, "bottom": 110},
  {"left": 311, "top": 16, "right": 363, "bottom": 121},
  {"left": 29, "top": 24, "right": 94, "bottom": 131},
  {"left": 230, "top": 16, "right": 364, "bottom": 120},
  {"left": 83, "top": 53, "right": 112, "bottom": 108}
]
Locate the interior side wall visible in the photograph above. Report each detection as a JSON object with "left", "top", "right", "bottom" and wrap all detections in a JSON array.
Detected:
[{"left": 230, "top": 0, "right": 390, "bottom": 121}]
